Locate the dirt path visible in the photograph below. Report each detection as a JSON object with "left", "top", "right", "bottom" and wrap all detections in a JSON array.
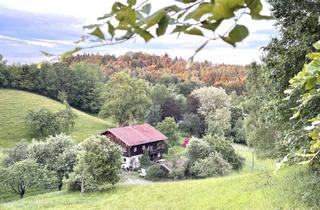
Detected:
[{"left": 120, "top": 171, "right": 151, "bottom": 185}]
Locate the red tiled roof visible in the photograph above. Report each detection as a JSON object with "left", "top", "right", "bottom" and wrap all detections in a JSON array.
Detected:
[{"left": 106, "top": 123, "right": 167, "bottom": 146}]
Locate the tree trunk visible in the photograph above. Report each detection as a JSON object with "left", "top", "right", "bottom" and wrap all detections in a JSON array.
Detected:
[
  {"left": 19, "top": 184, "right": 25, "bottom": 199},
  {"left": 58, "top": 182, "right": 63, "bottom": 191}
]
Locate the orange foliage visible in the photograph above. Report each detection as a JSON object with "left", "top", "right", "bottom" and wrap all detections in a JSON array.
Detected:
[{"left": 65, "top": 52, "right": 247, "bottom": 94}]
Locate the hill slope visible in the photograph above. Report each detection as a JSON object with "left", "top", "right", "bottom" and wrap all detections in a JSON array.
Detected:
[
  {"left": 0, "top": 167, "right": 309, "bottom": 210},
  {"left": 0, "top": 89, "right": 113, "bottom": 147}
]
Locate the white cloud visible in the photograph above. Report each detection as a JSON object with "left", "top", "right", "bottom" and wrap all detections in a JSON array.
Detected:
[
  {"left": 0, "top": 34, "right": 56, "bottom": 47},
  {"left": 0, "top": 0, "right": 277, "bottom": 64}
]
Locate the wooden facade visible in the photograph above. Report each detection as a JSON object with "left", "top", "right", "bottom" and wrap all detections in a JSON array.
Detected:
[{"left": 103, "top": 130, "right": 166, "bottom": 161}]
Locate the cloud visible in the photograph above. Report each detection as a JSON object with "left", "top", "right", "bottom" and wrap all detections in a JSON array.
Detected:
[{"left": 0, "top": 1, "right": 278, "bottom": 64}]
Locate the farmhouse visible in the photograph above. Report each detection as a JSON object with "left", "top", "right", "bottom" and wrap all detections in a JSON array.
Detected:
[{"left": 101, "top": 123, "right": 167, "bottom": 169}]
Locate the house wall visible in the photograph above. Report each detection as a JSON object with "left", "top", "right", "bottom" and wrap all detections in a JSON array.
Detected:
[{"left": 103, "top": 131, "right": 165, "bottom": 160}]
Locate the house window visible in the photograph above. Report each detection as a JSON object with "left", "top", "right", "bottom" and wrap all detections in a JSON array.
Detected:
[
  {"left": 142, "top": 145, "right": 145, "bottom": 150},
  {"left": 157, "top": 153, "right": 161, "bottom": 158},
  {"left": 133, "top": 147, "right": 137, "bottom": 152}
]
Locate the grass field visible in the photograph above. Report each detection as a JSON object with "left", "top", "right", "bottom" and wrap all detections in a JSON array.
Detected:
[
  {"left": 0, "top": 89, "right": 114, "bottom": 148},
  {"left": 0, "top": 145, "right": 314, "bottom": 210}
]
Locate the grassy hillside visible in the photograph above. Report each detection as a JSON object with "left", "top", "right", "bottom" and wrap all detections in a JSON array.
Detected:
[
  {"left": 0, "top": 89, "right": 113, "bottom": 147},
  {"left": 0, "top": 145, "right": 313, "bottom": 210},
  {"left": 0, "top": 167, "right": 310, "bottom": 210}
]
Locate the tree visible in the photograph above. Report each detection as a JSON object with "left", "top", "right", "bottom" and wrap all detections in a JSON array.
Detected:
[
  {"left": 187, "top": 137, "right": 213, "bottom": 164},
  {"left": 191, "top": 87, "right": 231, "bottom": 135},
  {"left": 157, "top": 117, "right": 180, "bottom": 147},
  {"left": 68, "top": 136, "right": 122, "bottom": 192},
  {"left": 179, "top": 113, "right": 203, "bottom": 137},
  {"left": 25, "top": 108, "right": 62, "bottom": 137},
  {"left": 0, "top": 160, "right": 55, "bottom": 198},
  {"left": 28, "top": 134, "right": 78, "bottom": 190},
  {"left": 62, "top": 0, "right": 271, "bottom": 61},
  {"left": 68, "top": 62, "right": 104, "bottom": 113},
  {"left": 2, "top": 141, "right": 29, "bottom": 166},
  {"left": 190, "top": 152, "right": 231, "bottom": 178},
  {"left": 285, "top": 40, "right": 320, "bottom": 170},
  {"left": 203, "top": 134, "right": 244, "bottom": 170},
  {"left": 99, "top": 72, "right": 152, "bottom": 125},
  {"left": 139, "top": 149, "right": 151, "bottom": 168},
  {"left": 25, "top": 104, "right": 77, "bottom": 138}
]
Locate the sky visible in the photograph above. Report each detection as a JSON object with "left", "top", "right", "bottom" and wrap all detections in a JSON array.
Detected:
[{"left": 0, "top": 0, "right": 278, "bottom": 65}]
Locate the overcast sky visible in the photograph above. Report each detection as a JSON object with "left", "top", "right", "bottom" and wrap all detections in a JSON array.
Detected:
[{"left": 0, "top": 0, "right": 278, "bottom": 64}]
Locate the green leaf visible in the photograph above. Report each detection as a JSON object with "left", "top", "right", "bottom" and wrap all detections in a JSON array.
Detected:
[
  {"left": 60, "top": 47, "right": 82, "bottom": 61},
  {"left": 245, "top": 0, "right": 273, "bottom": 20},
  {"left": 211, "top": 0, "right": 245, "bottom": 20},
  {"left": 133, "top": 27, "right": 154, "bottom": 42},
  {"left": 185, "top": 3, "right": 214, "bottom": 21},
  {"left": 98, "top": 13, "right": 113, "bottom": 20},
  {"left": 112, "top": 2, "right": 126, "bottom": 13},
  {"left": 221, "top": 24, "right": 249, "bottom": 47},
  {"left": 127, "top": 0, "right": 136, "bottom": 6},
  {"left": 156, "top": 15, "right": 169, "bottom": 36},
  {"left": 313, "top": 40, "right": 320, "bottom": 50},
  {"left": 201, "top": 20, "right": 221, "bottom": 31},
  {"left": 172, "top": 25, "right": 191, "bottom": 34},
  {"left": 141, "top": 3, "right": 151, "bottom": 14},
  {"left": 145, "top": 10, "right": 166, "bottom": 28},
  {"left": 108, "top": 22, "right": 115, "bottom": 38},
  {"left": 90, "top": 27, "right": 105, "bottom": 40},
  {"left": 40, "top": 51, "right": 54, "bottom": 57},
  {"left": 185, "top": 28, "right": 204, "bottom": 36},
  {"left": 115, "top": 7, "right": 136, "bottom": 25}
]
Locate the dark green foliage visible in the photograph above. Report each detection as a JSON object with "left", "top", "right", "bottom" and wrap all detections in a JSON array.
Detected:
[
  {"left": 2, "top": 141, "right": 29, "bottom": 167},
  {"left": 156, "top": 117, "right": 180, "bottom": 147},
  {"left": 226, "top": 106, "right": 246, "bottom": 144},
  {"left": 190, "top": 152, "right": 231, "bottom": 178},
  {"left": 0, "top": 160, "right": 56, "bottom": 199},
  {"left": 187, "top": 138, "right": 212, "bottom": 163},
  {"left": 99, "top": 72, "right": 152, "bottom": 125},
  {"left": 25, "top": 108, "right": 63, "bottom": 137},
  {"left": 28, "top": 134, "right": 78, "bottom": 191},
  {"left": 179, "top": 113, "right": 203, "bottom": 137},
  {"left": 139, "top": 149, "right": 151, "bottom": 168},
  {"left": 204, "top": 135, "right": 244, "bottom": 170},
  {"left": 0, "top": 62, "right": 104, "bottom": 113},
  {"left": 24, "top": 105, "right": 77, "bottom": 137},
  {"left": 145, "top": 164, "right": 168, "bottom": 181},
  {"left": 67, "top": 136, "right": 122, "bottom": 192}
]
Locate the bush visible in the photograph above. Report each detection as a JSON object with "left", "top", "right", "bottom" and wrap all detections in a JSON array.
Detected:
[
  {"left": 190, "top": 152, "right": 232, "bottom": 178},
  {"left": 156, "top": 117, "right": 180, "bottom": 147},
  {"left": 139, "top": 149, "right": 151, "bottom": 168},
  {"left": 204, "top": 135, "right": 244, "bottom": 170},
  {"left": 25, "top": 105, "right": 77, "bottom": 137},
  {"left": 145, "top": 165, "right": 168, "bottom": 181},
  {"left": 25, "top": 108, "right": 62, "bottom": 137},
  {"left": 168, "top": 168, "right": 185, "bottom": 180},
  {"left": 68, "top": 136, "right": 122, "bottom": 192},
  {"left": 187, "top": 138, "right": 212, "bottom": 163}
]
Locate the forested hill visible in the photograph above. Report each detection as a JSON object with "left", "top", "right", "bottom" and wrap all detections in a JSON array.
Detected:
[{"left": 65, "top": 52, "right": 246, "bottom": 94}]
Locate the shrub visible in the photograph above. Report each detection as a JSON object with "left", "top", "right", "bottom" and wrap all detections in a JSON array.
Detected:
[
  {"left": 187, "top": 137, "right": 212, "bottom": 163},
  {"left": 0, "top": 159, "right": 56, "bottom": 198},
  {"left": 140, "top": 149, "right": 151, "bottom": 168},
  {"left": 204, "top": 135, "right": 244, "bottom": 170},
  {"left": 68, "top": 136, "right": 122, "bottom": 192},
  {"left": 145, "top": 165, "right": 168, "bottom": 181},
  {"left": 25, "top": 105, "right": 77, "bottom": 137},
  {"left": 157, "top": 117, "right": 180, "bottom": 147},
  {"left": 25, "top": 108, "right": 62, "bottom": 137},
  {"left": 190, "top": 153, "right": 232, "bottom": 178},
  {"left": 168, "top": 168, "right": 185, "bottom": 180}
]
